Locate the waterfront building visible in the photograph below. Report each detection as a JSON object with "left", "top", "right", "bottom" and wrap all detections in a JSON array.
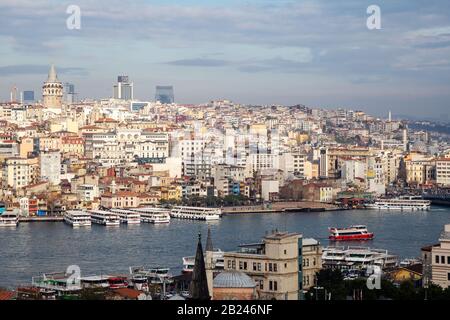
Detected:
[
  {"left": 436, "top": 158, "right": 450, "bottom": 186},
  {"left": 430, "top": 224, "right": 450, "bottom": 288},
  {"left": 301, "top": 238, "right": 322, "bottom": 291},
  {"left": 261, "top": 179, "right": 279, "bottom": 201},
  {"left": 101, "top": 191, "right": 139, "bottom": 209},
  {"left": 223, "top": 231, "right": 302, "bottom": 300},
  {"left": 42, "top": 65, "right": 63, "bottom": 112}
]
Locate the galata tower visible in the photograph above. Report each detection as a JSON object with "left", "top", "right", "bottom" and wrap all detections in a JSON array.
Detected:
[{"left": 42, "top": 64, "right": 63, "bottom": 110}]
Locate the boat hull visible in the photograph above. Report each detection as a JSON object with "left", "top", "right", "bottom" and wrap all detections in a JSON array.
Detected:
[{"left": 329, "top": 233, "right": 374, "bottom": 241}]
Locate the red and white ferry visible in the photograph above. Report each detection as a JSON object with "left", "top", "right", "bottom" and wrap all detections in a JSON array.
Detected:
[{"left": 329, "top": 225, "right": 374, "bottom": 241}]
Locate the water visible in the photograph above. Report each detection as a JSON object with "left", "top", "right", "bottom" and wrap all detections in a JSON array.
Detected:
[{"left": 1, "top": 207, "right": 449, "bottom": 289}]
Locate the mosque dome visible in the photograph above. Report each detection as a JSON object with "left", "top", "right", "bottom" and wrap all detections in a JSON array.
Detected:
[{"left": 213, "top": 271, "right": 256, "bottom": 288}]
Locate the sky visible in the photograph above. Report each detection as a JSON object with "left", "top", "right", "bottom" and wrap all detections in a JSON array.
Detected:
[{"left": 0, "top": 0, "right": 450, "bottom": 119}]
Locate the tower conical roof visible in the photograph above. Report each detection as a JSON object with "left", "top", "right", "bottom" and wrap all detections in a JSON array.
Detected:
[
  {"left": 190, "top": 233, "right": 210, "bottom": 300},
  {"left": 47, "top": 64, "right": 59, "bottom": 82}
]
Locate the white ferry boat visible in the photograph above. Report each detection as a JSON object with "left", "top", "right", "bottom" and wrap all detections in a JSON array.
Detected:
[
  {"left": 0, "top": 212, "right": 19, "bottom": 227},
  {"left": 129, "top": 266, "right": 173, "bottom": 285},
  {"left": 130, "top": 207, "right": 171, "bottom": 224},
  {"left": 63, "top": 210, "right": 92, "bottom": 228},
  {"left": 322, "top": 246, "right": 398, "bottom": 270},
  {"left": 182, "top": 248, "right": 225, "bottom": 273},
  {"left": 109, "top": 209, "right": 141, "bottom": 224},
  {"left": 365, "top": 196, "right": 431, "bottom": 211},
  {"left": 88, "top": 210, "right": 120, "bottom": 226},
  {"left": 170, "top": 206, "right": 221, "bottom": 221}
]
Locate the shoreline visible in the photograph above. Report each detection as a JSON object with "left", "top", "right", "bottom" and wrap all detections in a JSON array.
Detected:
[{"left": 15, "top": 203, "right": 347, "bottom": 222}]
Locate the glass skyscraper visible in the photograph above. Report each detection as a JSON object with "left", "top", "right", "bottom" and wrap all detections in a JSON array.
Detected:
[
  {"left": 23, "top": 90, "right": 35, "bottom": 103},
  {"left": 155, "top": 86, "right": 174, "bottom": 104}
]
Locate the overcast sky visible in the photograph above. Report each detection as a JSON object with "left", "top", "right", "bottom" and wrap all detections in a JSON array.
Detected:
[{"left": 1, "top": 0, "right": 450, "bottom": 119}]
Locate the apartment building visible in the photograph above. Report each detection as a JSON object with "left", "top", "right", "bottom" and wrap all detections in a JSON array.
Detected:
[
  {"left": 2, "top": 157, "right": 39, "bottom": 189},
  {"left": 223, "top": 231, "right": 302, "bottom": 300},
  {"left": 61, "top": 136, "right": 84, "bottom": 155},
  {"left": 436, "top": 158, "right": 450, "bottom": 186},
  {"left": 39, "top": 150, "right": 61, "bottom": 185}
]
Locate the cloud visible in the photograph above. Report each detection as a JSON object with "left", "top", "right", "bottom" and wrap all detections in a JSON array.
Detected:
[
  {"left": 165, "top": 58, "right": 229, "bottom": 67},
  {"left": 0, "top": 64, "right": 87, "bottom": 76}
]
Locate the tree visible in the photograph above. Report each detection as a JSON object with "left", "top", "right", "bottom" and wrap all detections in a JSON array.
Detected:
[{"left": 311, "top": 269, "right": 347, "bottom": 300}]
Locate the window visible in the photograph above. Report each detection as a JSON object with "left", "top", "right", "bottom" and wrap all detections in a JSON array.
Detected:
[
  {"left": 274, "top": 264, "right": 277, "bottom": 272},
  {"left": 436, "top": 255, "right": 440, "bottom": 264},
  {"left": 268, "top": 263, "right": 273, "bottom": 272},
  {"left": 269, "top": 281, "right": 273, "bottom": 291},
  {"left": 253, "top": 262, "right": 257, "bottom": 271},
  {"left": 239, "top": 261, "right": 243, "bottom": 270},
  {"left": 257, "top": 263, "right": 261, "bottom": 271},
  {"left": 274, "top": 281, "right": 278, "bottom": 291},
  {"left": 448, "top": 257, "right": 450, "bottom": 265},
  {"left": 442, "top": 256, "right": 446, "bottom": 264},
  {"left": 259, "top": 280, "right": 264, "bottom": 290},
  {"left": 448, "top": 273, "right": 450, "bottom": 281},
  {"left": 284, "top": 249, "right": 287, "bottom": 255}
]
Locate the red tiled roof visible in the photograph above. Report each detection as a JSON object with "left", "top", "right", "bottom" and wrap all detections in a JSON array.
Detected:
[{"left": 0, "top": 290, "right": 15, "bottom": 300}]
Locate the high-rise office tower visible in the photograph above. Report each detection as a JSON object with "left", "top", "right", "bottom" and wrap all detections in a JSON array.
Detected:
[
  {"left": 155, "top": 85, "right": 174, "bottom": 104},
  {"left": 64, "top": 83, "right": 76, "bottom": 104},
  {"left": 113, "top": 75, "right": 133, "bottom": 100}
]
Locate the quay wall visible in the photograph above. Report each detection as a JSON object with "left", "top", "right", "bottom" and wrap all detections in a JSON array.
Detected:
[{"left": 221, "top": 201, "right": 340, "bottom": 215}]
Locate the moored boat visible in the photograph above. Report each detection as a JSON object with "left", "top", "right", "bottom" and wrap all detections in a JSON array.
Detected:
[
  {"left": 130, "top": 207, "right": 171, "bottom": 224},
  {"left": 88, "top": 210, "right": 120, "bottom": 226},
  {"left": 182, "top": 248, "right": 224, "bottom": 273},
  {"left": 365, "top": 196, "right": 431, "bottom": 211},
  {"left": 170, "top": 206, "right": 221, "bottom": 221},
  {"left": 109, "top": 208, "right": 141, "bottom": 224},
  {"left": 0, "top": 212, "right": 19, "bottom": 228},
  {"left": 63, "top": 210, "right": 91, "bottom": 228}
]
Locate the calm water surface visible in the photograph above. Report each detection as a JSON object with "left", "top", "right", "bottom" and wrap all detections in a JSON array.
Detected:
[{"left": 1, "top": 207, "right": 449, "bottom": 289}]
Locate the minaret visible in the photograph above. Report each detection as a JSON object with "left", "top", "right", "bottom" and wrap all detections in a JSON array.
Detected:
[
  {"left": 42, "top": 64, "right": 63, "bottom": 111},
  {"left": 190, "top": 233, "right": 210, "bottom": 300},
  {"left": 205, "top": 226, "right": 214, "bottom": 298},
  {"left": 206, "top": 226, "right": 213, "bottom": 252}
]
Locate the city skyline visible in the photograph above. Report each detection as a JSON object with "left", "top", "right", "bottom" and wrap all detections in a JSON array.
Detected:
[{"left": 1, "top": 0, "right": 450, "bottom": 119}]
